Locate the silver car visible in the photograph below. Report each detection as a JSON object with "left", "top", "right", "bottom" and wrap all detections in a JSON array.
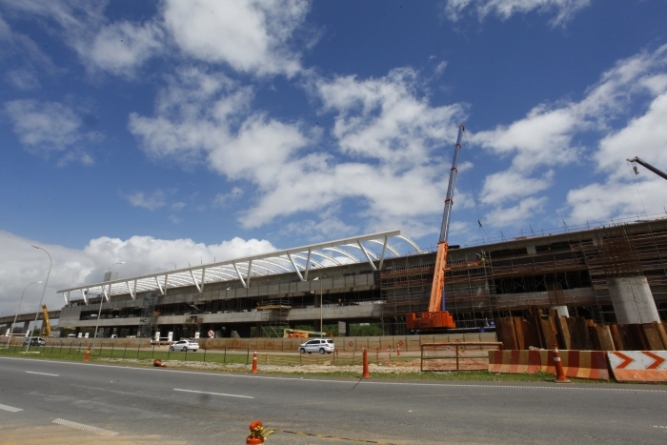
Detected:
[
  {"left": 299, "top": 338, "right": 335, "bottom": 354},
  {"left": 169, "top": 340, "right": 199, "bottom": 352}
]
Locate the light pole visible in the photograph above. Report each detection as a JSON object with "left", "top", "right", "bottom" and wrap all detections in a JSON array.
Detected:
[
  {"left": 93, "top": 262, "right": 125, "bottom": 347},
  {"left": 26, "top": 245, "right": 51, "bottom": 352},
  {"left": 6, "top": 281, "right": 41, "bottom": 349}
]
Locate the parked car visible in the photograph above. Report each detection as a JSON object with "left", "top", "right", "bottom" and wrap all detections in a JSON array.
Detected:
[
  {"left": 298, "top": 338, "right": 335, "bottom": 354},
  {"left": 23, "top": 337, "right": 46, "bottom": 346},
  {"left": 169, "top": 340, "right": 199, "bottom": 352}
]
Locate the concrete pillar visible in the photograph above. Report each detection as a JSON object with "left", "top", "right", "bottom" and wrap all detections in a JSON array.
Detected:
[
  {"left": 608, "top": 276, "right": 661, "bottom": 324},
  {"left": 551, "top": 305, "right": 569, "bottom": 318}
]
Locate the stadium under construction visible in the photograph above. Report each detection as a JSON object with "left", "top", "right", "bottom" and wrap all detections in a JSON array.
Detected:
[{"left": 52, "top": 217, "right": 667, "bottom": 340}]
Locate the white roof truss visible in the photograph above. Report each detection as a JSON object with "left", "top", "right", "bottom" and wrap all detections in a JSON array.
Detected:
[{"left": 57, "top": 230, "right": 419, "bottom": 300}]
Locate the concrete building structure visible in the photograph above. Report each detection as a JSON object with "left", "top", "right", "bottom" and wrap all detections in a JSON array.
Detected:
[{"left": 46, "top": 219, "right": 667, "bottom": 340}]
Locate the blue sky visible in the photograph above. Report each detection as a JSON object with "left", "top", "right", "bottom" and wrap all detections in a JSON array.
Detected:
[{"left": 2, "top": 0, "right": 667, "bottom": 317}]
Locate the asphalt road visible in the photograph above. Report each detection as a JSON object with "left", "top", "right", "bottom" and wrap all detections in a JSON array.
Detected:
[{"left": 1, "top": 357, "right": 666, "bottom": 445}]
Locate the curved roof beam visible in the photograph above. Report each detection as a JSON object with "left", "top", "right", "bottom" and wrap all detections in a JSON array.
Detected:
[
  {"left": 396, "top": 234, "right": 423, "bottom": 254},
  {"left": 320, "top": 247, "right": 358, "bottom": 263},
  {"left": 367, "top": 239, "right": 399, "bottom": 257},
  {"left": 57, "top": 230, "right": 405, "bottom": 297}
]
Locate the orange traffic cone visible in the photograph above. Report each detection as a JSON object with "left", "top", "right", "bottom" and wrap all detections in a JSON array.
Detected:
[
  {"left": 84, "top": 346, "right": 91, "bottom": 362},
  {"left": 246, "top": 420, "right": 273, "bottom": 444},
  {"left": 153, "top": 359, "right": 167, "bottom": 368},
  {"left": 251, "top": 351, "right": 258, "bottom": 374},
  {"left": 552, "top": 343, "right": 571, "bottom": 383},
  {"left": 362, "top": 348, "right": 370, "bottom": 378}
]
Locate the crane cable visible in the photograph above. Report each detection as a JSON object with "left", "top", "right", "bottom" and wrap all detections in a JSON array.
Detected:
[
  {"left": 627, "top": 159, "right": 649, "bottom": 218},
  {"left": 462, "top": 129, "right": 487, "bottom": 243}
]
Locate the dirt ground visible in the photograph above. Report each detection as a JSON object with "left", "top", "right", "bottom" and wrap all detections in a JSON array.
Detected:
[
  {"left": 98, "top": 356, "right": 489, "bottom": 373},
  {"left": 0, "top": 425, "right": 187, "bottom": 445}
]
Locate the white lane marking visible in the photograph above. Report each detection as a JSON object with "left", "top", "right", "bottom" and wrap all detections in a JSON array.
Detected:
[
  {"left": 26, "top": 371, "right": 59, "bottom": 377},
  {"left": 4, "top": 356, "right": 667, "bottom": 394},
  {"left": 0, "top": 403, "right": 23, "bottom": 413},
  {"left": 174, "top": 388, "right": 254, "bottom": 399},
  {"left": 52, "top": 418, "right": 119, "bottom": 436},
  {"left": 654, "top": 425, "right": 667, "bottom": 429}
]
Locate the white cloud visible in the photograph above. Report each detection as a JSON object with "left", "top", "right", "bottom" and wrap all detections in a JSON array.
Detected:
[
  {"left": 484, "top": 197, "right": 548, "bottom": 227},
  {"left": 316, "top": 68, "right": 464, "bottom": 166},
  {"left": 595, "top": 92, "right": 667, "bottom": 181},
  {"left": 0, "top": 230, "right": 276, "bottom": 318},
  {"left": 468, "top": 44, "right": 667, "bottom": 228},
  {"left": 83, "top": 20, "right": 164, "bottom": 77},
  {"left": 125, "top": 190, "right": 167, "bottom": 211},
  {"left": 1, "top": 1, "right": 160, "bottom": 77},
  {"left": 566, "top": 180, "right": 667, "bottom": 224},
  {"left": 130, "top": 66, "right": 470, "bottom": 240},
  {"left": 163, "top": 0, "right": 308, "bottom": 77},
  {"left": 4, "top": 99, "right": 96, "bottom": 165},
  {"left": 443, "top": 0, "right": 592, "bottom": 26},
  {"left": 212, "top": 187, "right": 244, "bottom": 207},
  {"left": 480, "top": 170, "right": 553, "bottom": 204},
  {"left": 5, "top": 69, "right": 40, "bottom": 90}
]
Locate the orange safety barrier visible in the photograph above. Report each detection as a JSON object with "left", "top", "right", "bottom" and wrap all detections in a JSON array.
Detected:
[
  {"left": 488, "top": 350, "right": 609, "bottom": 380},
  {"left": 83, "top": 346, "right": 91, "bottom": 362},
  {"left": 608, "top": 351, "right": 667, "bottom": 383},
  {"left": 362, "top": 348, "right": 370, "bottom": 378}
]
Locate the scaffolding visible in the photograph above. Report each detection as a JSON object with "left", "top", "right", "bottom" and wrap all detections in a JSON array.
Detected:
[
  {"left": 258, "top": 299, "right": 291, "bottom": 338},
  {"left": 138, "top": 292, "right": 158, "bottom": 338}
]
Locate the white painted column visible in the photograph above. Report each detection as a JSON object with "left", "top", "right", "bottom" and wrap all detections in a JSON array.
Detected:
[{"left": 608, "top": 276, "right": 661, "bottom": 324}]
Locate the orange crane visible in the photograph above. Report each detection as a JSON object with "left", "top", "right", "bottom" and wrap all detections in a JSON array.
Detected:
[{"left": 406, "top": 124, "right": 465, "bottom": 332}]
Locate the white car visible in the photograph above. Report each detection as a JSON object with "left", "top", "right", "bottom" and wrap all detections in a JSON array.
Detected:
[
  {"left": 299, "top": 338, "right": 335, "bottom": 354},
  {"left": 170, "top": 340, "right": 199, "bottom": 352}
]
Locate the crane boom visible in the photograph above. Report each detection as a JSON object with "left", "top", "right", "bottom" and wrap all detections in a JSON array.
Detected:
[
  {"left": 406, "top": 124, "right": 464, "bottom": 331},
  {"left": 627, "top": 157, "right": 667, "bottom": 181},
  {"left": 439, "top": 124, "right": 466, "bottom": 243}
]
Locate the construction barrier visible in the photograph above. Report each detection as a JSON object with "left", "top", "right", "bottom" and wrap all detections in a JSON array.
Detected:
[
  {"left": 607, "top": 351, "right": 667, "bottom": 383},
  {"left": 488, "top": 350, "right": 609, "bottom": 380}
]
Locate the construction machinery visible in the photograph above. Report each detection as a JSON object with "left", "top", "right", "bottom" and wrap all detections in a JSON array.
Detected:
[
  {"left": 405, "top": 124, "right": 465, "bottom": 332},
  {"left": 283, "top": 328, "right": 333, "bottom": 338},
  {"left": 627, "top": 156, "right": 667, "bottom": 181},
  {"left": 40, "top": 304, "right": 52, "bottom": 337}
]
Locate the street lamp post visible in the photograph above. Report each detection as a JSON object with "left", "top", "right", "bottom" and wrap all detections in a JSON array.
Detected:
[
  {"left": 93, "top": 262, "right": 125, "bottom": 348},
  {"left": 6, "top": 281, "right": 42, "bottom": 349},
  {"left": 26, "top": 245, "right": 52, "bottom": 352}
]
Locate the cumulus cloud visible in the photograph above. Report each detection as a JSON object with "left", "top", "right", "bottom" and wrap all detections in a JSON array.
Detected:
[
  {"left": 125, "top": 190, "right": 167, "bottom": 211},
  {"left": 163, "top": 0, "right": 308, "bottom": 77},
  {"left": 83, "top": 20, "right": 164, "bottom": 77},
  {"left": 443, "top": 0, "right": 592, "bottom": 26},
  {"left": 4, "top": 99, "right": 96, "bottom": 165},
  {"left": 129, "top": 66, "right": 467, "bottom": 240},
  {"left": 0, "top": 230, "right": 276, "bottom": 318},
  {"left": 317, "top": 68, "right": 464, "bottom": 167},
  {"left": 469, "top": 44, "right": 667, "bottom": 228},
  {"left": 0, "top": 1, "right": 160, "bottom": 77}
]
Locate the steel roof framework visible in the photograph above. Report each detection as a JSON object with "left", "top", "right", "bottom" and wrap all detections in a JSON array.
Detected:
[{"left": 57, "top": 231, "right": 421, "bottom": 304}]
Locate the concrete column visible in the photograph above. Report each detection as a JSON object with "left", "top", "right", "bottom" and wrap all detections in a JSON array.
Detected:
[{"left": 608, "top": 276, "right": 661, "bottom": 324}]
